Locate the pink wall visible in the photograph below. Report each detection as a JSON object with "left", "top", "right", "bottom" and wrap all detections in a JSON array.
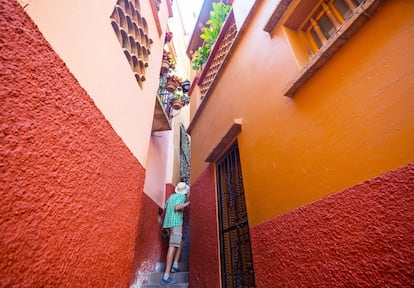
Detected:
[
  {"left": 251, "top": 163, "right": 414, "bottom": 287},
  {"left": 0, "top": 1, "right": 148, "bottom": 286},
  {"left": 189, "top": 165, "right": 221, "bottom": 288}
]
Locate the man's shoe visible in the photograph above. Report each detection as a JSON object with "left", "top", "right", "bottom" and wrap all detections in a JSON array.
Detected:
[
  {"left": 161, "top": 276, "right": 177, "bottom": 285},
  {"left": 170, "top": 267, "right": 180, "bottom": 273}
]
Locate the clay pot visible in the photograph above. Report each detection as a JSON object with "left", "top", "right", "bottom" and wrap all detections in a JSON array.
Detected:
[
  {"left": 171, "top": 99, "right": 185, "bottom": 110},
  {"left": 160, "top": 60, "right": 170, "bottom": 74},
  {"left": 166, "top": 81, "right": 178, "bottom": 92}
]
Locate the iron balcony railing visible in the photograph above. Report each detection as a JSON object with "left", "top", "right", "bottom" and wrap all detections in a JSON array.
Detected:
[
  {"left": 157, "top": 75, "right": 190, "bottom": 120},
  {"left": 157, "top": 75, "right": 175, "bottom": 119}
]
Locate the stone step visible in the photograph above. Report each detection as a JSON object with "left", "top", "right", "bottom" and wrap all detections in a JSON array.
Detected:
[
  {"left": 155, "top": 262, "right": 189, "bottom": 272},
  {"left": 142, "top": 262, "right": 189, "bottom": 287},
  {"left": 141, "top": 283, "right": 189, "bottom": 288},
  {"left": 147, "top": 272, "right": 188, "bottom": 284}
]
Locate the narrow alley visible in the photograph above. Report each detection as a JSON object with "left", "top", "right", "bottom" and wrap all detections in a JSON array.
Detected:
[{"left": 1, "top": 0, "right": 413, "bottom": 287}]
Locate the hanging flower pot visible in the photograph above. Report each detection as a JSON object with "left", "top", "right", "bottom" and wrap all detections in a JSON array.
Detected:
[
  {"left": 170, "top": 87, "right": 189, "bottom": 110},
  {"left": 165, "top": 74, "right": 182, "bottom": 92},
  {"left": 166, "top": 81, "right": 178, "bottom": 92},
  {"left": 161, "top": 50, "right": 175, "bottom": 75},
  {"left": 181, "top": 79, "right": 191, "bottom": 93},
  {"left": 160, "top": 59, "right": 170, "bottom": 74},
  {"left": 171, "top": 99, "right": 185, "bottom": 110}
]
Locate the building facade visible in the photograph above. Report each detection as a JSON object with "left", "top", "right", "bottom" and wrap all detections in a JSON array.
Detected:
[
  {"left": 1, "top": 0, "right": 191, "bottom": 286},
  {"left": 187, "top": 0, "right": 414, "bottom": 287}
]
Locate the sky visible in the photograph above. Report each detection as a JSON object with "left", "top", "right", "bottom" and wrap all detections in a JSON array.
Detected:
[{"left": 175, "top": 0, "right": 204, "bottom": 36}]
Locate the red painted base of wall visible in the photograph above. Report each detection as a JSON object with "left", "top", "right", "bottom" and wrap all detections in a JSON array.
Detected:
[
  {"left": 251, "top": 163, "right": 414, "bottom": 287},
  {"left": 166, "top": 183, "right": 175, "bottom": 200},
  {"left": 1, "top": 1, "right": 147, "bottom": 286},
  {"left": 189, "top": 165, "right": 221, "bottom": 288},
  {"left": 130, "top": 193, "right": 167, "bottom": 285}
]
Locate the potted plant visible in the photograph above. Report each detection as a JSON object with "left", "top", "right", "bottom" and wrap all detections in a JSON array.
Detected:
[
  {"left": 165, "top": 73, "right": 182, "bottom": 92},
  {"left": 191, "top": 3, "right": 231, "bottom": 71},
  {"left": 170, "top": 87, "right": 189, "bottom": 110},
  {"left": 161, "top": 50, "right": 175, "bottom": 74},
  {"left": 191, "top": 45, "right": 211, "bottom": 71}
]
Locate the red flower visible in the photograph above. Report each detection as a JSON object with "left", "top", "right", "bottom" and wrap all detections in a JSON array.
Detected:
[{"left": 165, "top": 31, "right": 173, "bottom": 43}]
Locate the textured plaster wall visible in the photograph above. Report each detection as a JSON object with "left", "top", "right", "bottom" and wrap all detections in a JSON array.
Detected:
[
  {"left": 17, "top": 0, "right": 169, "bottom": 168},
  {"left": 144, "top": 131, "right": 171, "bottom": 207},
  {"left": 189, "top": 165, "right": 221, "bottom": 288},
  {"left": 130, "top": 193, "right": 167, "bottom": 287},
  {"left": 0, "top": 1, "right": 146, "bottom": 286},
  {"left": 188, "top": 0, "right": 414, "bottom": 226},
  {"left": 250, "top": 163, "right": 414, "bottom": 288}
]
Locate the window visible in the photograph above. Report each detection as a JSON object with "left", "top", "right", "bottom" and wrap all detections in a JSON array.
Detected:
[
  {"left": 297, "top": 0, "right": 364, "bottom": 55},
  {"left": 264, "top": 0, "right": 385, "bottom": 97}
]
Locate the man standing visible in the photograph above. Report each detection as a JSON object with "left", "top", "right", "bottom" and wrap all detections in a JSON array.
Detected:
[{"left": 161, "top": 182, "right": 190, "bottom": 285}]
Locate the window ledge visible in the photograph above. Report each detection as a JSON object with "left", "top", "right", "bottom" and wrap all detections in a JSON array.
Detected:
[
  {"left": 264, "top": 0, "right": 293, "bottom": 33},
  {"left": 283, "top": 0, "right": 385, "bottom": 97}
]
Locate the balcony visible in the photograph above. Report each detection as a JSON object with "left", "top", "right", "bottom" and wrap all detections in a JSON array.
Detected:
[
  {"left": 197, "top": 10, "right": 237, "bottom": 101},
  {"left": 187, "top": 10, "right": 238, "bottom": 132},
  {"left": 152, "top": 75, "right": 190, "bottom": 132},
  {"left": 151, "top": 90, "right": 171, "bottom": 132}
]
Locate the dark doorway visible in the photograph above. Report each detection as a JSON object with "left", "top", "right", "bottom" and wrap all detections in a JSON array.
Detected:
[{"left": 216, "top": 141, "right": 255, "bottom": 288}]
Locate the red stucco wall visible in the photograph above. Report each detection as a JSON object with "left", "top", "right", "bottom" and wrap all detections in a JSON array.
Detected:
[
  {"left": 250, "top": 163, "right": 414, "bottom": 287},
  {"left": 189, "top": 165, "right": 220, "bottom": 288},
  {"left": 130, "top": 193, "right": 167, "bottom": 285},
  {"left": 0, "top": 1, "right": 146, "bottom": 286}
]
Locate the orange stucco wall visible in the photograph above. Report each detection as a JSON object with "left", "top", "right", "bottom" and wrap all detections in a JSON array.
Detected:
[{"left": 189, "top": 0, "right": 414, "bottom": 226}]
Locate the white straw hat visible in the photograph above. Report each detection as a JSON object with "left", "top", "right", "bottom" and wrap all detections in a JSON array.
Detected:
[{"left": 175, "top": 182, "right": 189, "bottom": 194}]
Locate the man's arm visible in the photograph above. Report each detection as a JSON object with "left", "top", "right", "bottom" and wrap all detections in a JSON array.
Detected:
[{"left": 174, "top": 201, "right": 190, "bottom": 211}]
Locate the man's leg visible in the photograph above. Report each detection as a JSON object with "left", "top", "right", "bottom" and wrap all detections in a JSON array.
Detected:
[
  {"left": 164, "top": 245, "right": 177, "bottom": 276},
  {"left": 171, "top": 240, "right": 183, "bottom": 272},
  {"left": 162, "top": 226, "right": 182, "bottom": 283}
]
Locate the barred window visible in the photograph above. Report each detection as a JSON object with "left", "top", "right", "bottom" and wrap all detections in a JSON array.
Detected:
[
  {"left": 264, "top": 0, "right": 384, "bottom": 96},
  {"left": 300, "top": 0, "right": 364, "bottom": 54}
]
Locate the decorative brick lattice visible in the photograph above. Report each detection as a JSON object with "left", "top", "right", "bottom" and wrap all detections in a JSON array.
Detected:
[
  {"left": 199, "top": 19, "right": 237, "bottom": 99},
  {"left": 110, "top": 0, "right": 153, "bottom": 88}
]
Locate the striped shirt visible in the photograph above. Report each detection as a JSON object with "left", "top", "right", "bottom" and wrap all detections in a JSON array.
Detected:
[{"left": 162, "top": 193, "right": 186, "bottom": 228}]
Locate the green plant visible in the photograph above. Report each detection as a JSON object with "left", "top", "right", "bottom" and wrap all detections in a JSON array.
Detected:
[
  {"left": 192, "top": 2, "right": 231, "bottom": 71},
  {"left": 166, "top": 73, "right": 182, "bottom": 85},
  {"left": 172, "top": 87, "right": 184, "bottom": 100},
  {"left": 191, "top": 44, "right": 211, "bottom": 71},
  {"left": 162, "top": 50, "right": 176, "bottom": 70},
  {"left": 204, "top": 2, "right": 231, "bottom": 42},
  {"left": 171, "top": 87, "right": 190, "bottom": 104}
]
